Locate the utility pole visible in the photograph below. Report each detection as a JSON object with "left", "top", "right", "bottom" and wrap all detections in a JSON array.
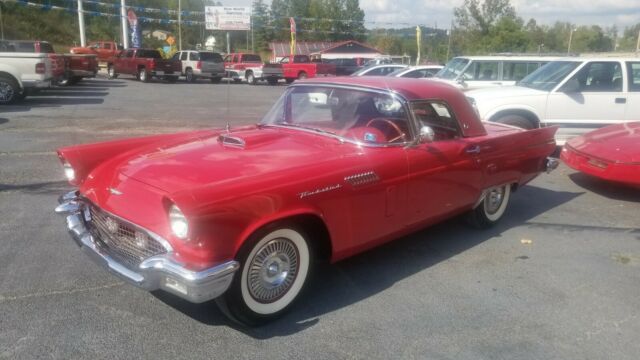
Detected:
[
  {"left": 0, "top": 3, "right": 4, "bottom": 40},
  {"left": 636, "top": 29, "right": 640, "bottom": 56},
  {"left": 251, "top": 15, "right": 254, "bottom": 52},
  {"left": 178, "top": 0, "right": 182, "bottom": 51},
  {"left": 446, "top": 21, "right": 453, "bottom": 61},
  {"left": 567, "top": 28, "right": 577, "bottom": 54},
  {"left": 77, "top": 0, "right": 86, "bottom": 46},
  {"left": 120, "top": 0, "right": 129, "bottom": 49}
]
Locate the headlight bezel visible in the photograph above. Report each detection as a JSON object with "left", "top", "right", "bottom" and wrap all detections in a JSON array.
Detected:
[{"left": 168, "top": 204, "right": 189, "bottom": 240}]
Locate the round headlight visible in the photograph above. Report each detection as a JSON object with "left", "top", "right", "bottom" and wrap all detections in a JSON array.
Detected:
[
  {"left": 169, "top": 204, "right": 189, "bottom": 240},
  {"left": 63, "top": 161, "right": 75, "bottom": 182}
]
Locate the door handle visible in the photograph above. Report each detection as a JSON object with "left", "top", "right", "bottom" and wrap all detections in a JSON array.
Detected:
[
  {"left": 465, "top": 145, "right": 481, "bottom": 154},
  {"left": 615, "top": 97, "right": 626, "bottom": 104}
]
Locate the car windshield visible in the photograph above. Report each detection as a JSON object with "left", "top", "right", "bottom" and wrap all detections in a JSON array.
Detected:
[
  {"left": 436, "top": 58, "right": 469, "bottom": 79},
  {"left": 260, "top": 85, "right": 411, "bottom": 145},
  {"left": 199, "top": 52, "right": 223, "bottom": 62},
  {"left": 518, "top": 61, "right": 581, "bottom": 91}
]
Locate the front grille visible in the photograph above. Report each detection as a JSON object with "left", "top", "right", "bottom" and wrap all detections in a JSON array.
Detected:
[{"left": 88, "top": 205, "right": 168, "bottom": 268}]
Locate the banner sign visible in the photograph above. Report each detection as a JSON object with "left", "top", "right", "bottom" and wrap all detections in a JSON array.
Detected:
[
  {"left": 205, "top": 6, "right": 251, "bottom": 31},
  {"left": 127, "top": 9, "right": 142, "bottom": 48}
]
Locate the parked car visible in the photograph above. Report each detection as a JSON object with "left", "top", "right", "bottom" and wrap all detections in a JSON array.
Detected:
[
  {"left": 60, "top": 54, "right": 99, "bottom": 86},
  {"left": 322, "top": 58, "right": 364, "bottom": 76},
  {"left": 262, "top": 54, "right": 336, "bottom": 85},
  {"left": 0, "top": 40, "right": 54, "bottom": 104},
  {"left": 434, "top": 56, "right": 561, "bottom": 90},
  {"left": 107, "top": 48, "right": 182, "bottom": 83},
  {"left": 466, "top": 57, "right": 640, "bottom": 144},
  {"left": 388, "top": 65, "right": 444, "bottom": 78},
  {"left": 70, "top": 41, "right": 123, "bottom": 62},
  {"left": 54, "top": 77, "right": 559, "bottom": 325},
  {"left": 224, "top": 53, "right": 266, "bottom": 84},
  {"left": 173, "top": 50, "right": 224, "bottom": 83},
  {"left": 351, "top": 64, "right": 408, "bottom": 76},
  {"left": 561, "top": 122, "right": 640, "bottom": 187}
]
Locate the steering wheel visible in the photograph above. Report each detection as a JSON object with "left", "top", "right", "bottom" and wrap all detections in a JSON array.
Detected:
[{"left": 366, "top": 118, "right": 407, "bottom": 143}]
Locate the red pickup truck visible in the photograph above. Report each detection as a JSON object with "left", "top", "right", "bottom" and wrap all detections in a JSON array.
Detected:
[
  {"left": 262, "top": 54, "right": 336, "bottom": 85},
  {"left": 107, "top": 49, "right": 182, "bottom": 83},
  {"left": 60, "top": 54, "right": 98, "bottom": 85},
  {"left": 70, "top": 41, "right": 122, "bottom": 62},
  {"left": 223, "top": 53, "right": 265, "bottom": 84}
]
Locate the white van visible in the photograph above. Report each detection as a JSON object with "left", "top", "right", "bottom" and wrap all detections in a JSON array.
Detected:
[{"left": 434, "top": 56, "right": 563, "bottom": 90}]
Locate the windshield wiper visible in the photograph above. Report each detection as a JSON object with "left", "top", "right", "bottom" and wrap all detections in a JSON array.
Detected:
[{"left": 273, "top": 122, "right": 338, "bottom": 136}]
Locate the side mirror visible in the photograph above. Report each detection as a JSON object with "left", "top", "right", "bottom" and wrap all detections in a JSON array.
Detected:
[
  {"left": 561, "top": 78, "right": 580, "bottom": 93},
  {"left": 419, "top": 126, "right": 435, "bottom": 143}
]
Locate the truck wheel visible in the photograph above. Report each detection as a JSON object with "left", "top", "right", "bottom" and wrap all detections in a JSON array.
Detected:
[
  {"left": 185, "top": 68, "right": 195, "bottom": 82},
  {"left": 298, "top": 71, "right": 308, "bottom": 80},
  {"left": 246, "top": 71, "right": 256, "bottom": 85},
  {"left": 493, "top": 114, "right": 535, "bottom": 129},
  {"left": 0, "top": 75, "right": 20, "bottom": 105},
  {"left": 267, "top": 78, "right": 278, "bottom": 85},
  {"left": 210, "top": 77, "right": 222, "bottom": 84},
  {"left": 216, "top": 224, "right": 313, "bottom": 326},
  {"left": 138, "top": 68, "right": 149, "bottom": 83},
  {"left": 107, "top": 65, "right": 117, "bottom": 79},
  {"left": 466, "top": 184, "right": 511, "bottom": 228}
]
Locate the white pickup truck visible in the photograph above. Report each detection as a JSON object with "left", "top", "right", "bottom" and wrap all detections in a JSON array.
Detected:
[
  {"left": 0, "top": 40, "right": 55, "bottom": 104},
  {"left": 466, "top": 57, "right": 640, "bottom": 144}
]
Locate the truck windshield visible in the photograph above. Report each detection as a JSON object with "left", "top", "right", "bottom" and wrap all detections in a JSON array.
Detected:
[
  {"left": 137, "top": 50, "right": 162, "bottom": 59},
  {"left": 199, "top": 52, "right": 223, "bottom": 62},
  {"left": 243, "top": 54, "right": 262, "bottom": 62},
  {"left": 261, "top": 85, "right": 410, "bottom": 145},
  {"left": 518, "top": 61, "right": 581, "bottom": 91},
  {"left": 436, "top": 58, "right": 469, "bottom": 80}
]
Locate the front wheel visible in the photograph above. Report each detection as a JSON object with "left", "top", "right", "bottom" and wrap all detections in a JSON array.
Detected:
[
  {"left": 246, "top": 71, "right": 256, "bottom": 85},
  {"left": 0, "top": 75, "right": 20, "bottom": 104},
  {"left": 216, "top": 225, "right": 313, "bottom": 326},
  {"left": 138, "top": 67, "right": 149, "bottom": 83},
  {"left": 466, "top": 184, "right": 511, "bottom": 228}
]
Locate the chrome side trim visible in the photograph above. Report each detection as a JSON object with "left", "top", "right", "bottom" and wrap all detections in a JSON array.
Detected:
[{"left": 344, "top": 171, "right": 380, "bottom": 186}]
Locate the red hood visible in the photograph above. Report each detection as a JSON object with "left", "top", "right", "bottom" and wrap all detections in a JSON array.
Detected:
[
  {"left": 566, "top": 122, "right": 640, "bottom": 164},
  {"left": 115, "top": 126, "right": 350, "bottom": 193}
]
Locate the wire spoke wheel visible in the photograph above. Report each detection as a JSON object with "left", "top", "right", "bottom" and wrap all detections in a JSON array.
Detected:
[
  {"left": 0, "top": 80, "right": 15, "bottom": 102},
  {"left": 247, "top": 238, "right": 299, "bottom": 303}
]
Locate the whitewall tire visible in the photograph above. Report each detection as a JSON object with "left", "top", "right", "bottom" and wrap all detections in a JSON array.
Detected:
[
  {"left": 467, "top": 184, "right": 511, "bottom": 228},
  {"left": 216, "top": 225, "right": 313, "bottom": 326}
]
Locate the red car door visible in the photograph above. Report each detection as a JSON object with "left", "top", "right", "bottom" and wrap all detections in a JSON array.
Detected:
[{"left": 404, "top": 101, "right": 484, "bottom": 226}]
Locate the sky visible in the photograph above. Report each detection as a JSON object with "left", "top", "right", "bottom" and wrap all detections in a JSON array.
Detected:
[
  {"left": 232, "top": 0, "right": 640, "bottom": 30},
  {"left": 360, "top": 0, "right": 640, "bottom": 29}
]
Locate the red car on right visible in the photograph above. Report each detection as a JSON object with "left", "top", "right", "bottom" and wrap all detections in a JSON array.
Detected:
[{"left": 561, "top": 122, "right": 640, "bottom": 187}]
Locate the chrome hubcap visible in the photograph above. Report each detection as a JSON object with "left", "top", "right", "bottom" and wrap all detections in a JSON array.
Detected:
[
  {"left": 247, "top": 238, "right": 299, "bottom": 303},
  {"left": 0, "top": 81, "right": 14, "bottom": 101},
  {"left": 485, "top": 187, "right": 505, "bottom": 214}
]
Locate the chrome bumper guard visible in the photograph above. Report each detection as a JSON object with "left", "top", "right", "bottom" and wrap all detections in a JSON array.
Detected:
[
  {"left": 545, "top": 157, "right": 559, "bottom": 174},
  {"left": 55, "top": 191, "right": 239, "bottom": 303}
]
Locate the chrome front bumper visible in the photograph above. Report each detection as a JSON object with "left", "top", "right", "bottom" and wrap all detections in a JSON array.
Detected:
[
  {"left": 55, "top": 191, "right": 239, "bottom": 303},
  {"left": 545, "top": 157, "right": 559, "bottom": 173}
]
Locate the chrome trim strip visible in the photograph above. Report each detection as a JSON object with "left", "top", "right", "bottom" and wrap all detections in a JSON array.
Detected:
[
  {"left": 55, "top": 194, "right": 240, "bottom": 303},
  {"left": 344, "top": 171, "right": 380, "bottom": 186}
]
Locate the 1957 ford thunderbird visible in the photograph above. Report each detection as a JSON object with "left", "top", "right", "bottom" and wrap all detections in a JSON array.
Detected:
[{"left": 55, "top": 77, "right": 559, "bottom": 325}]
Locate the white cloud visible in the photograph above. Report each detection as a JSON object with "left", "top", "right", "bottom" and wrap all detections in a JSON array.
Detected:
[{"left": 359, "top": 0, "right": 640, "bottom": 29}]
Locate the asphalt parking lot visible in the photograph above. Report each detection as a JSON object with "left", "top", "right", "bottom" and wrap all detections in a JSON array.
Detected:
[{"left": 1, "top": 76, "right": 639, "bottom": 359}]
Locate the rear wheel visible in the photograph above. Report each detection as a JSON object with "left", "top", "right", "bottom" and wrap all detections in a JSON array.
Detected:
[
  {"left": 466, "top": 184, "right": 511, "bottom": 228},
  {"left": 216, "top": 224, "right": 313, "bottom": 326},
  {"left": 493, "top": 114, "right": 535, "bottom": 129},
  {"left": 246, "top": 71, "right": 256, "bottom": 85},
  {"left": 138, "top": 67, "right": 149, "bottom": 83},
  {"left": 0, "top": 75, "right": 20, "bottom": 105},
  {"left": 298, "top": 71, "right": 308, "bottom": 80},
  {"left": 185, "top": 68, "right": 195, "bottom": 82}
]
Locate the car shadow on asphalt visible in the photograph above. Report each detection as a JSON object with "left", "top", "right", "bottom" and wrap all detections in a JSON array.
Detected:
[
  {"left": 0, "top": 118, "right": 8, "bottom": 125},
  {"left": 152, "top": 184, "right": 581, "bottom": 337},
  {"left": 568, "top": 172, "right": 640, "bottom": 202},
  {"left": 0, "top": 181, "right": 69, "bottom": 195}
]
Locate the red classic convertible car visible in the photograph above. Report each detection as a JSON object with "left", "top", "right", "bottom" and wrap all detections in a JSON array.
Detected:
[
  {"left": 561, "top": 122, "right": 640, "bottom": 187},
  {"left": 55, "top": 77, "right": 558, "bottom": 325}
]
